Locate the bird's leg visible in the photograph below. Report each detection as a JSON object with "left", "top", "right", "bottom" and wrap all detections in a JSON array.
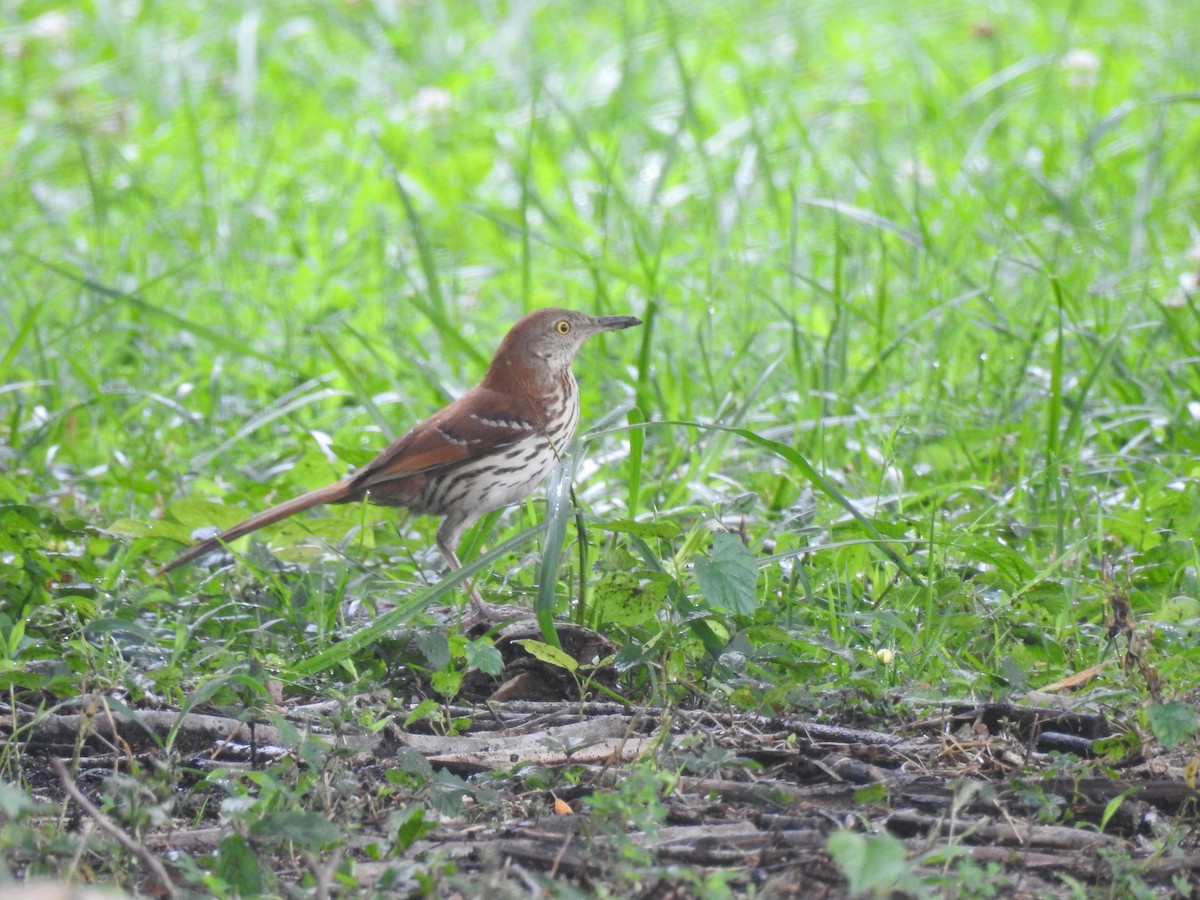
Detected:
[
  {"left": 436, "top": 533, "right": 525, "bottom": 629},
  {"left": 436, "top": 541, "right": 486, "bottom": 616}
]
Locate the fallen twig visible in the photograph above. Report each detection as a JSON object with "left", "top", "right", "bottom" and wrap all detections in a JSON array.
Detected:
[{"left": 51, "top": 758, "right": 178, "bottom": 900}]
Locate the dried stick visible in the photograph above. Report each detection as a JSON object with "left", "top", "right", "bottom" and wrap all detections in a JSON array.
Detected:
[{"left": 51, "top": 758, "right": 178, "bottom": 900}]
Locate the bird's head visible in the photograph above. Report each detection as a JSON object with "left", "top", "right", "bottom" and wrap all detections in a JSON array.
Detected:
[{"left": 485, "top": 308, "right": 642, "bottom": 383}]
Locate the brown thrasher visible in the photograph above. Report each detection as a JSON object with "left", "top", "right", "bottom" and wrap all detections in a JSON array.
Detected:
[{"left": 159, "top": 308, "right": 642, "bottom": 619}]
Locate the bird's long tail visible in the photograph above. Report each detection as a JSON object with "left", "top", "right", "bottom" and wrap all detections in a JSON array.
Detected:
[{"left": 157, "top": 480, "right": 355, "bottom": 575}]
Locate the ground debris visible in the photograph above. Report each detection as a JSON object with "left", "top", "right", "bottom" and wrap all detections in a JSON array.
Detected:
[{"left": 7, "top": 697, "right": 1197, "bottom": 896}]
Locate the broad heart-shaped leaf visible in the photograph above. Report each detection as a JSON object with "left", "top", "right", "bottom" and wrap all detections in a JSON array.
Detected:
[
  {"left": 694, "top": 533, "right": 758, "bottom": 616},
  {"left": 1146, "top": 701, "right": 1197, "bottom": 750}
]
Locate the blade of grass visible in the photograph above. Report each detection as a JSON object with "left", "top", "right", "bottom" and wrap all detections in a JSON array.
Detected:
[
  {"left": 535, "top": 455, "right": 576, "bottom": 647},
  {"left": 573, "top": 501, "right": 591, "bottom": 627},
  {"left": 189, "top": 377, "right": 345, "bottom": 467},
  {"left": 519, "top": 80, "right": 539, "bottom": 309},
  {"left": 0, "top": 298, "right": 43, "bottom": 384},
  {"left": 796, "top": 198, "right": 925, "bottom": 249},
  {"left": 626, "top": 405, "right": 645, "bottom": 518},
  {"left": 314, "top": 331, "right": 393, "bottom": 440},
  {"left": 1046, "top": 276, "right": 1065, "bottom": 556},
  {"left": 388, "top": 169, "right": 447, "bottom": 317},
  {"left": 24, "top": 253, "right": 273, "bottom": 364}
]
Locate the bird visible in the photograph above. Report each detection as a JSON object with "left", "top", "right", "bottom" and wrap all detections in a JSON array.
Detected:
[{"left": 158, "top": 308, "right": 642, "bottom": 621}]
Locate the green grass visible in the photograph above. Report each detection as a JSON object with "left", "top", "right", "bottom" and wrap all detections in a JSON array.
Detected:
[{"left": 3, "top": 0, "right": 1200, "bottom": 892}]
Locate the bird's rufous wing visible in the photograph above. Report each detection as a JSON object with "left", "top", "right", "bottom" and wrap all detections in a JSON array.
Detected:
[{"left": 350, "top": 386, "right": 542, "bottom": 492}]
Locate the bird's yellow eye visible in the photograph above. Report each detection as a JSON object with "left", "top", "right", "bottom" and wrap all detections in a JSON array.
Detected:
[{"left": 556, "top": 320, "right": 571, "bottom": 334}]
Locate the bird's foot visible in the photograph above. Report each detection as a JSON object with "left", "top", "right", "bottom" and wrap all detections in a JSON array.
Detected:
[{"left": 461, "top": 590, "right": 530, "bottom": 631}]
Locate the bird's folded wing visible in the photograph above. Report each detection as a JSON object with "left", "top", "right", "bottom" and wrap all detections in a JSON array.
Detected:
[{"left": 351, "top": 389, "right": 542, "bottom": 491}]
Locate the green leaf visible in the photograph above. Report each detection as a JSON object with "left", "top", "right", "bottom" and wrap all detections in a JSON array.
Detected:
[
  {"left": 465, "top": 638, "right": 504, "bottom": 676},
  {"left": 428, "top": 770, "right": 470, "bottom": 818},
  {"left": 796, "top": 197, "right": 925, "bottom": 248},
  {"left": 417, "top": 630, "right": 451, "bottom": 670},
  {"left": 215, "top": 833, "right": 264, "bottom": 896},
  {"left": 826, "top": 831, "right": 913, "bottom": 896},
  {"left": 0, "top": 476, "right": 25, "bottom": 504},
  {"left": 390, "top": 747, "right": 435, "bottom": 784},
  {"left": 1100, "top": 787, "right": 1141, "bottom": 833},
  {"left": 286, "top": 444, "right": 347, "bottom": 492},
  {"left": 853, "top": 783, "right": 888, "bottom": 805},
  {"left": 167, "top": 499, "right": 254, "bottom": 532},
  {"left": 0, "top": 506, "right": 42, "bottom": 546},
  {"left": 105, "top": 517, "right": 193, "bottom": 542},
  {"left": 604, "top": 518, "right": 681, "bottom": 540},
  {"left": 272, "top": 514, "right": 365, "bottom": 543},
  {"left": 4, "top": 617, "right": 26, "bottom": 659},
  {"left": 514, "top": 639, "right": 579, "bottom": 674},
  {"left": 391, "top": 805, "right": 433, "bottom": 850},
  {"left": 694, "top": 533, "right": 758, "bottom": 616},
  {"left": 250, "top": 811, "right": 343, "bottom": 850},
  {"left": 626, "top": 406, "right": 645, "bottom": 517},
  {"left": 0, "top": 297, "right": 43, "bottom": 384},
  {"left": 1093, "top": 731, "right": 1143, "bottom": 762},
  {"left": 403, "top": 699, "right": 440, "bottom": 728},
  {"left": 1153, "top": 596, "right": 1200, "bottom": 623},
  {"left": 1147, "top": 701, "right": 1198, "bottom": 750},
  {"left": 592, "top": 572, "right": 666, "bottom": 627},
  {"left": 430, "top": 669, "right": 463, "bottom": 698},
  {"left": 0, "top": 781, "right": 46, "bottom": 820},
  {"left": 329, "top": 442, "right": 380, "bottom": 467}
]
